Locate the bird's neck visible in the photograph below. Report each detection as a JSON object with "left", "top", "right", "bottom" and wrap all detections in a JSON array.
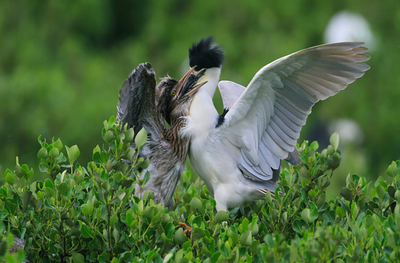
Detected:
[
  {"left": 200, "top": 67, "right": 221, "bottom": 97},
  {"left": 181, "top": 67, "right": 221, "bottom": 138},
  {"left": 181, "top": 88, "right": 219, "bottom": 140},
  {"left": 167, "top": 117, "right": 191, "bottom": 160}
]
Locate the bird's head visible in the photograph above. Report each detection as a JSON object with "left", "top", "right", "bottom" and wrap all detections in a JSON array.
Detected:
[
  {"left": 189, "top": 36, "right": 224, "bottom": 71},
  {"left": 156, "top": 67, "right": 206, "bottom": 124},
  {"left": 188, "top": 37, "right": 224, "bottom": 98}
]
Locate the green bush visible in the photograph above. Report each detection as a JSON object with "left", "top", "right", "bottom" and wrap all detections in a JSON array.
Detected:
[{"left": 1, "top": 117, "right": 400, "bottom": 262}]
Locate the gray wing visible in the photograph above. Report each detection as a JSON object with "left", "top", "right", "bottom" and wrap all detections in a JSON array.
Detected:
[
  {"left": 116, "top": 62, "right": 163, "bottom": 144},
  {"left": 216, "top": 42, "right": 370, "bottom": 181},
  {"left": 219, "top": 81, "right": 301, "bottom": 166}
]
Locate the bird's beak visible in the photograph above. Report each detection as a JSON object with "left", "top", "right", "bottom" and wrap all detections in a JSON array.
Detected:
[
  {"left": 175, "top": 67, "right": 195, "bottom": 98},
  {"left": 177, "top": 68, "right": 207, "bottom": 99}
]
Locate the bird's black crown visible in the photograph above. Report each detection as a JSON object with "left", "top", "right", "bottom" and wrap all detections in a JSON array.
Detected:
[{"left": 189, "top": 37, "right": 224, "bottom": 71}]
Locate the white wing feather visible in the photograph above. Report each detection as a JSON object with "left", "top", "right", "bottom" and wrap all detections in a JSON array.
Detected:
[
  {"left": 215, "top": 42, "right": 370, "bottom": 181},
  {"left": 219, "top": 81, "right": 245, "bottom": 109}
]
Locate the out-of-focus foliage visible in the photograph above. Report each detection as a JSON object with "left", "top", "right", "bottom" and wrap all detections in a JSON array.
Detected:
[{"left": 1, "top": 1, "right": 399, "bottom": 185}]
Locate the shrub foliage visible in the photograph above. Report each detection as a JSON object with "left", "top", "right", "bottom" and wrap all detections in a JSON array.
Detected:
[{"left": 1, "top": 116, "right": 400, "bottom": 262}]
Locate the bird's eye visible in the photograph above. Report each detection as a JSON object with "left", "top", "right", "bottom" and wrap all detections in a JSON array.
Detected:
[{"left": 171, "top": 90, "right": 176, "bottom": 96}]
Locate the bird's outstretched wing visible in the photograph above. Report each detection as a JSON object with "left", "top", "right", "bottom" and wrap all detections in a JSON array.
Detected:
[
  {"left": 219, "top": 81, "right": 301, "bottom": 166},
  {"left": 117, "top": 62, "right": 163, "bottom": 144},
  {"left": 219, "top": 81, "right": 245, "bottom": 109},
  {"left": 216, "top": 42, "right": 370, "bottom": 181}
]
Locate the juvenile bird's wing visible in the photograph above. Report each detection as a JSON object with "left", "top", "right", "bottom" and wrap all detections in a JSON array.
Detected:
[
  {"left": 216, "top": 42, "right": 370, "bottom": 181},
  {"left": 117, "top": 62, "right": 163, "bottom": 149}
]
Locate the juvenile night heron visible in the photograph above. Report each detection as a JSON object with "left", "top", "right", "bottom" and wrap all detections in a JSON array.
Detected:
[
  {"left": 181, "top": 37, "right": 370, "bottom": 211},
  {"left": 116, "top": 62, "right": 205, "bottom": 208}
]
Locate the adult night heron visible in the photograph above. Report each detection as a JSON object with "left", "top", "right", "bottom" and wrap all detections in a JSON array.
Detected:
[
  {"left": 116, "top": 62, "right": 205, "bottom": 208},
  {"left": 181, "top": 37, "right": 370, "bottom": 211}
]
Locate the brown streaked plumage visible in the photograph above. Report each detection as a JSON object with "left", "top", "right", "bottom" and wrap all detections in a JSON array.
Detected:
[{"left": 116, "top": 63, "right": 204, "bottom": 208}]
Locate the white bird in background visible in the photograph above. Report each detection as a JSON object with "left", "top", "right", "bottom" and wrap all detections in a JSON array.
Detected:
[{"left": 181, "top": 37, "right": 370, "bottom": 211}]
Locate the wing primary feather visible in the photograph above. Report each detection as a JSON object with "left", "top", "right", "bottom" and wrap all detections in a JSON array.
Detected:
[
  {"left": 281, "top": 78, "right": 319, "bottom": 103},
  {"left": 294, "top": 74, "right": 340, "bottom": 97},
  {"left": 259, "top": 136, "right": 281, "bottom": 169},
  {"left": 274, "top": 98, "right": 307, "bottom": 128},
  {"left": 266, "top": 125, "right": 293, "bottom": 152},
  {"left": 269, "top": 117, "right": 298, "bottom": 142}
]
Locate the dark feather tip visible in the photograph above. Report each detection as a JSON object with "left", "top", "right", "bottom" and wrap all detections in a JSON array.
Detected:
[
  {"left": 189, "top": 37, "right": 224, "bottom": 71},
  {"left": 216, "top": 108, "right": 229, "bottom": 128}
]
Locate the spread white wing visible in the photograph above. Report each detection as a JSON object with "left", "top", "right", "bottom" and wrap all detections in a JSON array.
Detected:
[
  {"left": 219, "top": 81, "right": 245, "bottom": 109},
  {"left": 215, "top": 42, "right": 370, "bottom": 181}
]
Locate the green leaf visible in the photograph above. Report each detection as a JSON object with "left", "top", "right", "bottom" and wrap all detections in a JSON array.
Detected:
[
  {"left": 264, "top": 191, "right": 273, "bottom": 202},
  {"left": 110, "top": 213, "right": 118, "bottom": 226},
  {"left": 326, "top": 145, "right": 335, "bottom": 156},
  {"left": 164, "top": 222, "right": 175, "bottom": 239},
  {"left": 328, "top": 152, "right": 341, "bottom": 170},
  {"left": 116, "top": 189, "right": 126, "bottom": 200},
  {"left": 126, "top": 211, "right": 134, "bottom": 227},
  {"left": 134, "top": 128, "right": 147, "bottom": 149},
  {"left": 386, "top": 161, "right": 399, "bottom": 178},
  {"left": 37, "top": 148, "right": 48, "bottom": 159},
  {"left": 72, "top": 253, "right": 85, "bottom": 263},
  {"left": 80, "top": 222, "right": 92, "bottom": 238},
  {"left": 113, "top": 228, "right": 120, "bottom": 243},
  {"left": 351, "top": 202, "right": 359, "bottom": 218},
  {"left": 143, "top": 190, "right": 154, "bottom": 201},
  {"left": 174, "top": 228, "right": 187, "bottom": 245},
  {"left": 54, "top": 138, "right": 63, "bottom": 151},
  {"left": 143, "top": 206, "right": 155, "bottom": 219},
  {"left": 109, "top": 115, "right": 116, "bottom": 125},
  {"left": 103, "top": 130, "right": 115, "bottom": 143},
  {"left": 98, "top": 252, "right": 110, "bottom": 263},
  {"left": 81, "top": 200, "right": 94, "bottom": 216},
  {"left": 336, "top": 206, "right": 346, "bottom": 217},
  {"left": 329, "top": 132, "right": 340, "bottom": 150},
  {"left": 162, "top": 214, "right": 173, "bottom": 225},
  {"left": 220, "top": 242, "right": 230, "bottom": 258},
  {"left": 292, "top": 219, "right": 307, "bottom": 233},
  {"left": 143, "top": 171, "right": 150, "bottom": 184},
  {"left": 308, "top": 189, "right": 317, "bottom": 198},
  {"left": 57, "top": 182, "right": 70, "bottom": 195},
  {"left": 113, "top": 172, "right": 123, "bottom": 182},
  {"left": 301, "top": 208, "right": 311, "bottom": 223},
  {"left": 190, "top": 197, "right": 204, "bottom": 213},
  {"left": 192, "top": 228, "right": 205, "bottom": 239},
  {"left": 163, "top": 253, "right": 173, "bottom": 263},
  {"left": 22, "top": 190, "right": 33, "bottom": 211},
  {"left": 49, "top": 147, "right": 60, "bottom": 158},
  {"left": 124, "top": 128, "right": 134, "bottom": 143},
  {"left": 5, "top": 169, "right": 15, "bottom": 185},
  {"left": 44, "top": 178, "right": 54, "bottom": 189},
  {"left": 340, "top": 187, "right": 353, "bottom": 201},
  {"left": 388, "top": 185, "right": 396, "bottom": 198},
  {"left": 310, "top": 140, "right": 319, "bottom": 150},
  {"left": 214, "top": 211, "right": 229, "bottom": 223},
  {"left": 309, "top": 202, "right": 319, "bottom": 222},
  {"left": 240, "top": 231, "right": 252, "bottom": 247},
  {"left": 395, "top": 190, "right": 400, "bottom": 202},
  {"left": 66, "top": 145, "right": 80, "bottom": 164}
]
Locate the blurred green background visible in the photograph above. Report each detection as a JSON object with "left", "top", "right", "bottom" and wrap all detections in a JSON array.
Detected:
[{"left": 1, "top": 1, "right": 399, "bottom": 196}]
